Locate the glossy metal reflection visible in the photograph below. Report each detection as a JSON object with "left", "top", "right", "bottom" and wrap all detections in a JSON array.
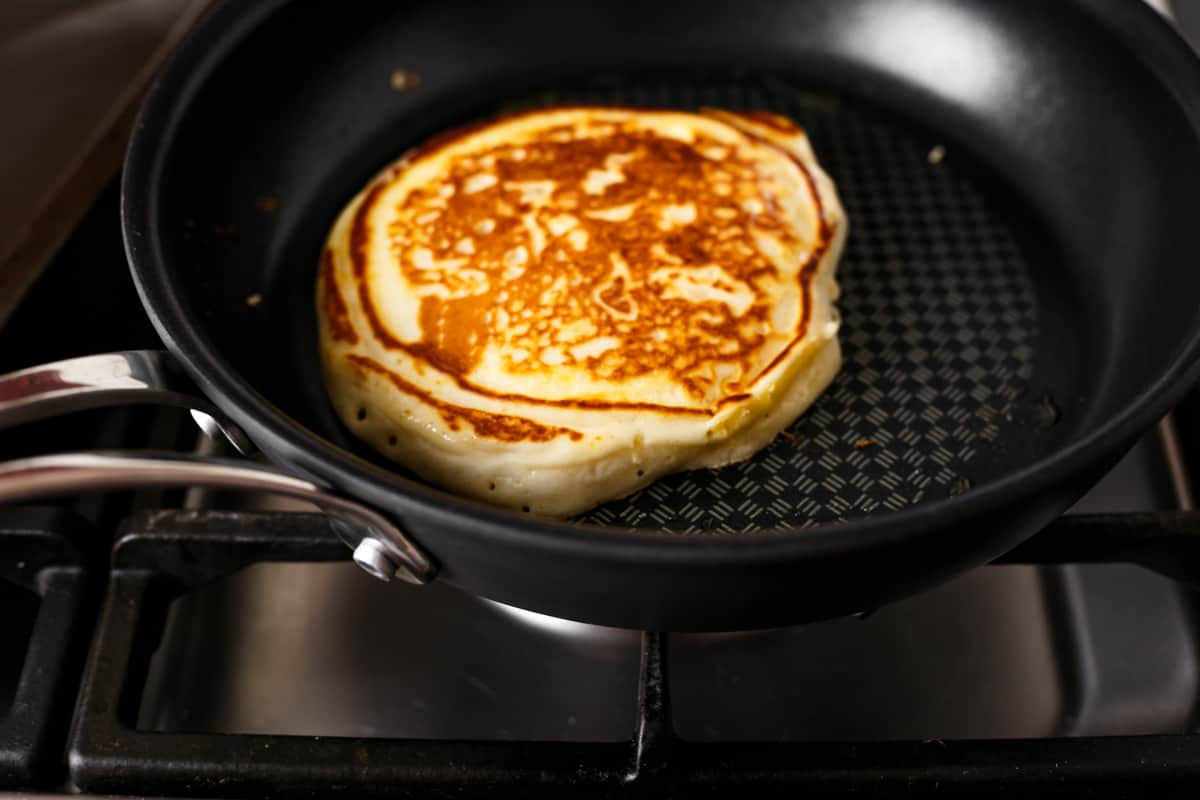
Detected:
[
  {"left": 0, "top": 451, "right": 435, "bottom": 584},
  {"left": 0, "top": 350, "right": 252, "bottom": 453},
  {"left": 0, "top": 351, "right": 437, "bottom": 585}
]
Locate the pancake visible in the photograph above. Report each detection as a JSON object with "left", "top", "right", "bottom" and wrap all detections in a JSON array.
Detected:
[{"left": 317, "top": 106, "right": 846, "bottom": 516}]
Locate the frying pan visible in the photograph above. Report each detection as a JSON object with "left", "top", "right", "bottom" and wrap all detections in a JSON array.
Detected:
[{"left": 3, "top": 0, "right": 1200, "bottom": 630}]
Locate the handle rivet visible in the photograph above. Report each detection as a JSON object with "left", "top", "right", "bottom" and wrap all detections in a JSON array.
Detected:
[{"left": 352, "top": 538, "right": 399, "bottom": 582}]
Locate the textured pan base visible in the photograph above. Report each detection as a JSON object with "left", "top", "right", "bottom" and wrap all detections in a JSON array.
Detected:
[{"left": 546, "top": 81, "right": 1042, "bottom": 531}]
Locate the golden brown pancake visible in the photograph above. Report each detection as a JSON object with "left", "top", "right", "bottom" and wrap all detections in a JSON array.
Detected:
[{"left": 317, "top": 106, "right": 846, "bottom": 516}]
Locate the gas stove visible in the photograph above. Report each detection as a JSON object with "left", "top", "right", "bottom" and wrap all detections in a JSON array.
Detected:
[
  {"left": 3, "top": 179, "right": 1200, "bottom": 797},
  {"left": 5, "top": 3, "right": 1200, "bottom": 797}
]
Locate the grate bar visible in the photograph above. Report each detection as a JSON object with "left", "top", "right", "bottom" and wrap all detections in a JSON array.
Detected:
[{"left": 63, "top": 508, "right": 1200, "bottom": 796}]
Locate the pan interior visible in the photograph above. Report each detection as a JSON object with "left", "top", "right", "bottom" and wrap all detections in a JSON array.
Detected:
[
  {"left": 562, "top": 81, "right": 1047, "bottom": 530},
  {"left": 240, "top": 77, "right": 1071, "bottom": 533}
]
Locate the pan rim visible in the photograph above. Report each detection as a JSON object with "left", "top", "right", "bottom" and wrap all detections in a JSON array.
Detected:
[{"left": 123, "top": 0, "right": 1200, "bottom": 567}]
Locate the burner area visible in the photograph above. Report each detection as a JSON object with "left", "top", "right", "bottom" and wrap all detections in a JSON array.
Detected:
[
  {"left": 133, "top": 532, "right": 642, "bottom": 742},
  {"left": 56, "top": 506, "right": 1200, "bottom": 796}
]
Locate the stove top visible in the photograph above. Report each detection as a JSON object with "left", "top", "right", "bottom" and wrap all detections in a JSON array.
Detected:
[
  {"left": 3, "top": 169, "right": 1200, "bottom": 795},
  {"left": 4, "top": 4, "right": 1200, "bottom": 794}
]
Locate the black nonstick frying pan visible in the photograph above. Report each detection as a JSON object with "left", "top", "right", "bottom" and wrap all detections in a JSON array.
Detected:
[{"left": 5, "top": 0, "right": 1200, "bottom": 630}]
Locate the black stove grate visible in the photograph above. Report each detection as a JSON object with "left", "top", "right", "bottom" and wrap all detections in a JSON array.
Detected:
[
  {"left": 66, "top": 509, "right": 1200, "bottom": 797},
  {"left": 0, "top": 508, "right": 95, "bottom": 789}
]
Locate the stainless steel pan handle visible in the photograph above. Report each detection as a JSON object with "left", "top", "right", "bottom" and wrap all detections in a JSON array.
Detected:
[
  {"left": 0, "top": 350, "right": 253, "bottom": 454},
  {"left": 0, "top": 352, "right": 436, "bottom": 584},
  {"left": 0, "top": 451, "right": 434, "bottom": 584}
]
